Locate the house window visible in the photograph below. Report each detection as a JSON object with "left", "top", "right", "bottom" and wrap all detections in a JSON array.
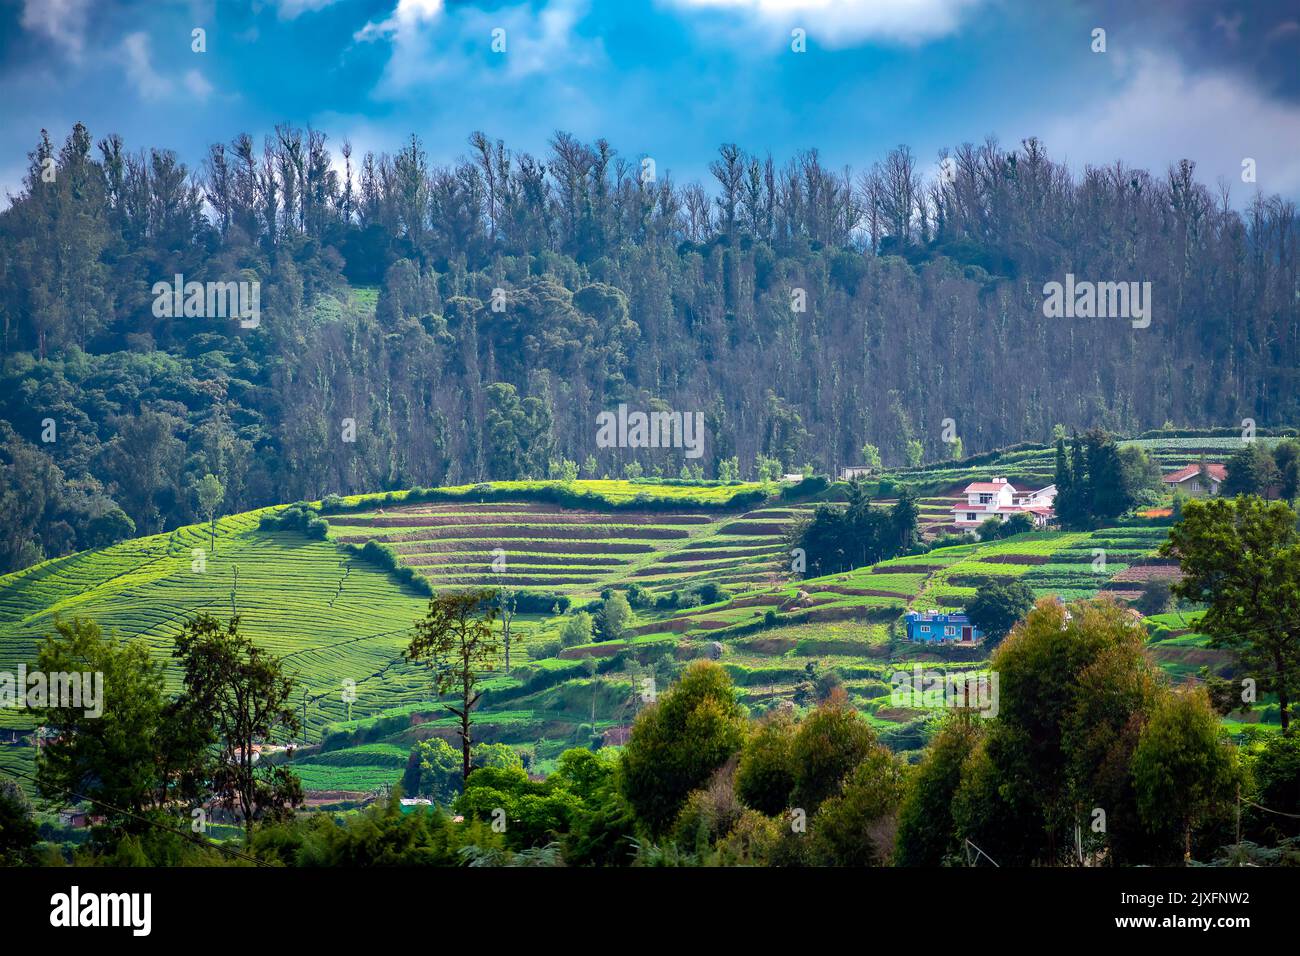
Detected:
[
  {"left": 944, "top": 626, "right": 956, "bottom": 637},
  {"left": 920, "top": 625, "right": 930, "bottom": 633},
  {"left": 978, "top": 494, "right": 992, "bottom": 504},
  {"left": 966, "top": 513, "right": 977, "bottom": 521}
]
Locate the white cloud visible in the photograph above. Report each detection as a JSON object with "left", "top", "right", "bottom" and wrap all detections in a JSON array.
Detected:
[
  {"left": 1035, "top": 51, "right": 1300, "bottom": 201},
  {"left": 355, "top": 0, "right": 445, "bottom": 43},
  {"left": 122, "top": 32, "right": 173, "bottom": 100},
  {"left": 662, "top": 0, "right": 984, "bottom": 46},
  {"left": 273, "top": 0, "right": 343, "bottom": 18},
  {"left": 357, "top": 0, "right": 600, "bottom": 97},
  {"left": 121, "top": 33, "right": 221, "bottom": 104},
  {"left": 21, "top": 0, "right": 92, "bottom": 57},
  {"left": 184, "top": 69, "right": 214, "bottom": 100}
]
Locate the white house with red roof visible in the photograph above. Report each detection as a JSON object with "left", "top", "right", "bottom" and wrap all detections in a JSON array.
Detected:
[
  {"left": 951, "top": 477, "right": 1056, "bottom": 528},
  {"left": 1161, "top": 462, "right": 1225, "bottom": 497}
]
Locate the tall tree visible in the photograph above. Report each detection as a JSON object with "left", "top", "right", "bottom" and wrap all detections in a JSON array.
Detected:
[
  {"left": 1131, "top": 685, "right": 1240, "bottom": 861},
  {"left": 174, "top": 614, "right": 303, "bottom": 842},
  {"left": 407, "top": 590, "right": 500, "bottom": 781},
  {"left": 1162, "top": 496, "right": 1300, "bottom": 730},
  {"left": 194, "top": 472, "right": 225, "bottom": 553},
  {"left": 619, "top": 661, "right": 746, "bottom": 835},
  {"left": 35, "top": 618, "right": 206, "bottom": 839}
]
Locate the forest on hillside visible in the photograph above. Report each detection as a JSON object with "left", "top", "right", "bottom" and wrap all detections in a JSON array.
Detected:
[{"left": 0, "top": 122, "right": 1297, "bottom": 572}]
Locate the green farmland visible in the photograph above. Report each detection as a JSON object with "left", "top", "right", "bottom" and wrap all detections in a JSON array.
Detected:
[{"left": 0, "top": 451, "right": 1272, "bottom": 800}]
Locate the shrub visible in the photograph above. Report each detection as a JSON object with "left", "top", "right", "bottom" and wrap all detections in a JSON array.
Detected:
[
  {"left": 619, "top": 661, "right": 747, "bottom": 835},
  {"left": 597, "top": 592, "right": 632, "bottom": 641},
  {"left": 259, "top": 503, "right": 329, "bottom": 539},
  {"left": 735, "top": 711, "right": 797, "bottom": 815},
  {"left": 511, "top": 592, "right": 571, "bottom": 614},
  {"left": 808, "top": 746, "right": 906, "bottom": 866},
  {"left": 530, "top": 638, "right": 562, "bottom": 659},
  {"left": 561, "top": 612, "right": 594, "bottom": 648},
  {"left": 790, "top": 694, "right": 879, "bottom": 814},
  {"left": 343, "top": 539, "right": 432, "bottom": 595},
  {"left": 781, "top": 474, "right": 830, "bottom": 500}
]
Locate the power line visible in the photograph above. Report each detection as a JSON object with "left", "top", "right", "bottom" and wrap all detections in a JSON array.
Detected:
[
  {"left": 4, "top": 765, "right": 272, "bottom": 867},
  {"left": 1243, "top": 798, "right": 1300, "bottom": 821}
]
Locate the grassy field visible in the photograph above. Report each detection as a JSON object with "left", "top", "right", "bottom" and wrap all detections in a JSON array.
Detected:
[{"left": 0, "top": 439, "right": 1276, "bottom": 799}]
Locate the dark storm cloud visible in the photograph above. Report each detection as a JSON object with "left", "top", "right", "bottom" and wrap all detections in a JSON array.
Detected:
[{"left": 1078, "top": 0, "right": 1300, "bottom": 100}]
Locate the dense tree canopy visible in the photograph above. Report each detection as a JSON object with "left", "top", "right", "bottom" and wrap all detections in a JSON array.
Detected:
[{"left": 2, "top": 124, "right": 1297, "bottom": 572}]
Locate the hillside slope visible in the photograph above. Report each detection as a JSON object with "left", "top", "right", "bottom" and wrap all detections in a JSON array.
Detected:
[{"left": 0, "top": 463, "right": 1269, "bottom": 801}]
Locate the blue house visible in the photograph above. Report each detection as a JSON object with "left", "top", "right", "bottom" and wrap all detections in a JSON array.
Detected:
[{"left": 905, "top": 610, "right": 981, "bottom": 644}]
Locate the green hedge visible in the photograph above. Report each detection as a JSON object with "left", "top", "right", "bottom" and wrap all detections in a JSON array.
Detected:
[
  {"left": 318, "top": 482, "right": 770, "bottom": 515},
  {"left": 343, "top": 539, "right": 433, "bottom": 596},
  {"left": 259, "top": 503, "right": 329, "bottom": 539}
]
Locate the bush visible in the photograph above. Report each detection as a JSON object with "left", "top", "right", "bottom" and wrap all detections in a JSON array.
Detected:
[
  {"left": 1134, "top": 579, "right": 1172, "bottom": 616},
  {"left": 736, "top": 711, "right": 797, "bottom": 815},
  {"left": 561, "top": 612, "right": 594, "bottom": 648},
  {"left": 343, "top": 539, "right": 432, "bottom": 595},
  {"left": 781, "top": 475, "right": 829, "bottom": 500},
  {"left": 624, "top": 583, "right": 655, "bottom": 609},
  {"left": 790, "top": 695, "right": 879, "bottom": 814},
  {"left": 619, "top": 661, "right": 747, "bottom": 835},
  {"left": 259, "top": 503, "right": 328, "bottom": 539},
  {"left": 317, "top": 481, "right": 771, "bottom": 515},
  {"left": 511, "top": 592, "right": 571, "bottom": 614},
  {"left": 808, "top": 747, "right": 906, "bottom": 866},
  {"left": 531, "top": 638, "right": 563, "bottom": 659}
]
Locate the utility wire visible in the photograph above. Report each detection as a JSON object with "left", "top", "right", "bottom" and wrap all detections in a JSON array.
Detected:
[{"left": 3, "top": 765, "right": 272, "bottom": 867}]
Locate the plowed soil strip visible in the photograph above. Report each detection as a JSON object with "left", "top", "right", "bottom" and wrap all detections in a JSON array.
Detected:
[
  {"left": 396, "top": 551, "right": 626, "bottom": 567},
  {"left": 344, "top": 535, "right": 655, "bottom": 554},
  {"left": 333, "top": 523, "right": 691, "bottom": 539},
  {"left": 656, "top": 547, "right": 780, "bottom": 562},
  {"left": 718, "top": 522, "right": 788, "bottom": 535},
  {"left": 814, "top": 585, "right": 913, "bottom": 599}
]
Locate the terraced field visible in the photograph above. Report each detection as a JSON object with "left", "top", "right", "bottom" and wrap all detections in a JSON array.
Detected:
[
  {"left": 324, "top": 499, "right": 801, "bottom": 597},
  {"left": 0, "top": 509, "right": 435, "bottom": 738},
  {"left": 0, "top": 457, "right": 1280, "bottom": 802}
]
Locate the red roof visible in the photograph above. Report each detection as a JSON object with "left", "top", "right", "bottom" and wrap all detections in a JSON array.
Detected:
[
  {"left": 1162, "top": 463, "right": 1226, "bottom": 484},
  {"left": 963, "top": 481, "right": 1015, "bottom": 493}
]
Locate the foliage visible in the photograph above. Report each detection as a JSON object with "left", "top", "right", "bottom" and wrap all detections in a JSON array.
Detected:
[
  {"left": 792, "top": 481, "right": 919, "bottom": 576},
  {"left": 406, "top": 590, "right": 501, "bottom": 781},
  {"left": 1132, "top": 685, "right": 1241, "bottom": 861},
  {"left": 250, "top": 790, "right": 504, "bottom": 866},
  {"left": 808, "top": 745, "right": 906, "bottom": 866},
  {"left": 0, "top": 773, "right": 39, "bottom": 866},
  {"left": 1249, "top": 731, "right": 1300, "bottom": 843},
  {"left": 173, "top": 613, "right": 303, "bottom": 841},
  {"left": 1162, "top": 496, "right": 1300, "bottom": 730},
  {"left": 734, "top": 709, "right": 797, "bottom": 815},
  {"left": 34, "top": 617, "right": 204, "bottom": 841},
  {"left": 596, "top": 591, "right": 632, "bottom": 642},
  {"left": 894, "top": 719, "right": 983, "bottom": 866},
  {"left": 788, "top": 692, "right": 879, "bottom": 814},
  {"left": 966, "top": 579, "right": 1036, "bottom": 647},
  {"left": 1055, "top": 430, "right": 1134, "bottom": 529},
  {"left": 619, "top": 661, "right": 747, "bottom": 835},
  {"left": 953, "top": 598, "right": 1166, "bottom": 865},
  {"left": 1221, "top": 443, "right": 1281, "bottom": 498},
  {"left": 560, "top": 611, "right": 594, "bottom": 648}
]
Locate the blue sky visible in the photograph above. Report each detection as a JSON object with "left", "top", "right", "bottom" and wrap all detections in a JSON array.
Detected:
[{"left": 2, "top": 0, "right": 1298, "bottom": 206}]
